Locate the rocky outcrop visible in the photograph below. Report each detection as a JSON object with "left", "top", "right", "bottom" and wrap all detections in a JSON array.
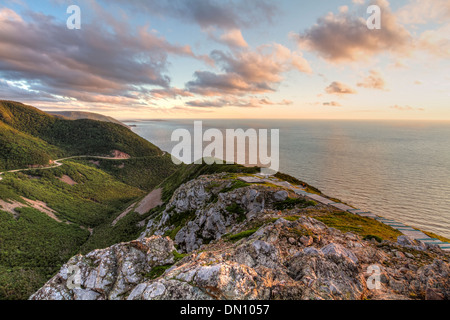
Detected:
[
  {"left": 31, "top": 174, "right": 450, "bottom": 300},
  {"left": 30, "top": 236, "right": 175, "bottom": 300},
  {"left": 31, "top": 219, "right": 450, "bottom": 300},
  {"left": 142, "top": 175, "right": 294, "bottom": 253}
]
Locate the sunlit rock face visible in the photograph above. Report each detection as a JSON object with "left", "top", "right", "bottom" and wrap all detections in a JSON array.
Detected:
[{"left": 31, "top": 175, "right": 450, "bottom": 301}]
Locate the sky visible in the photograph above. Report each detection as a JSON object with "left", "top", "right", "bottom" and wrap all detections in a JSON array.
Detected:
[{"left": 0, "top": 0, "right": 449, "bottom": 120}]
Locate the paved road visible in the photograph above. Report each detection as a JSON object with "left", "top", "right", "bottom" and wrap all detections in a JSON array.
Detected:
[
  {"left": 0, "top": 155, "right": 129, "bottom": 180},
  {"left": 248, "top": 174, "right": 450, "bottom": 252}
]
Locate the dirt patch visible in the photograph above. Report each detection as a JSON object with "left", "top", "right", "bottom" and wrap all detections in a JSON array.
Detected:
[
  {"left": 22, "top": 197, "right": 62, "bottom": 223},
  {"left": 135, "top": 189, "right": 163, "bottom": 215},
  {"left": 0, "top": 198, "right": 62, "bottom": 223},
  {"left": 90, "top": 160, "right": 100, "bottom": 167},
  {"left": 80, "top": 225, "right": 93, "bottom": 235},
  {"left": 111, "top": 150, "right": 131, "bottom": 159},
  {"left": 0, "top": 199, "right": 27, "bottom": 218},
  {"left": 112, "top": 202, "right": 136, "bottom": 226},
  {"left": 58, "top": 175, "right": 78, "bottom": 186}
]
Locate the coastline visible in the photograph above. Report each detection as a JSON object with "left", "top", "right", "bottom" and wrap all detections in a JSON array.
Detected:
[
  {"left": 250, "top": 174, "right": 450, "bottom": 252},
  {"left": 126, "top": 120, "right": 450, "bottom": 240}
]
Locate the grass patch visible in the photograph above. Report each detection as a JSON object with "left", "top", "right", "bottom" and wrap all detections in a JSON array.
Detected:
[
  {"left": 422, "top": 231, "right": 450, "bottom": 243},
  {"left": 164, "top": 210, "right": 197, "bottom": 240},
  {"left": 205, "top": 182, "right": 222, "bottom": 192},
  {"left": 363, "top": 235, "right": 384, "bottom": 243},
  {"left": 220, "top": 180, "right": 250, "bottom": 194},
  {"left": 283, "top": 215, "right": 302, "bottom": 222},
  {"left": 274, "top": 198, "right": 316, "bottom": 210},
  {"left": 274, "top": 172, "right": 322, "bottom": 194},
  {"left": 226, "top": 203, "right": 246, "bottom": 222},
  {"left": 172, "top": 250, "right": 188, "bottom": 263},
  {"left": 225, "top": 228, "right": 259, "bottom": 242},
  {"left": 159, "top": 162, "right": 259, "bottom": 203},
  {"left": 315, "top": 211, "right": 402, "bottom": 242},
  {"left": 145, "top": 265, "right": 172, "bottom": 280}
]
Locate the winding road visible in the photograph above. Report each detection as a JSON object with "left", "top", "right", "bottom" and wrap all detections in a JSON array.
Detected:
[
  {"left": 0, "top": 155, "right": 129, "bottom": 180},
  {"left": 2, "top": 159, "right": 449, "bottom": 252},
  {"left": 255, "top": 174, "right": 450, "bottom": 252}
]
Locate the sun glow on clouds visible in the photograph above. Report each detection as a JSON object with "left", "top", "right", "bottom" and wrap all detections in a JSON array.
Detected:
[{"left": 0, "top": 0, "right": 449, "bottom": 120}]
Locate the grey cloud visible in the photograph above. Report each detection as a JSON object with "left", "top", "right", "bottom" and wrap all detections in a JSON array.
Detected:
[
  {"left": 149, "top": 88, "right": 194, "bottom": 100},
  {"left": 186, "top": 45, "right": 311, "bottom": 96},
  {"left": 105, "top": 0, "right": 278, "bottom": 30},
  {"left": 0, "top": 79, "right": 57, "bottom": 102},
  {"left": 0, "top": 8, "right": 201, "bottom": 104},
  {"left": 325, "top": 82, "right": 357, "bottom": 95},
  {"left": 186, "top": 71, "right": 274, "bottom": 96},
  {"left": 185, "top": 96, "right": 292, "bottom": 109},
  {"left": 357, "top": 70, "right": 387, "bottom": 90},
  {"left": 295, "top": 0, "right": 412, "bottom": 62},
  {"left": 323, "top": 101, "right": 342, "bottom": 107}
]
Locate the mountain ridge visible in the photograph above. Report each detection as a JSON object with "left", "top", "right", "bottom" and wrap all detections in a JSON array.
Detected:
[
  {"left": 0, "top": 100, "right": 180, "bottom": 299},
  {"left": 49, "top": 111, "right": 129, "bottom": 128},
  {"left": 0, "top": 101, "right": 162, "bottom": 171}
]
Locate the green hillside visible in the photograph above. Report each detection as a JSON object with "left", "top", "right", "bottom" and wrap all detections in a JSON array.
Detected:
[
  {"left": 0, "top": 101, "right": 162, "bottom": 171},
  {"left": 0, "top": 100, "right": 181, "bottom": 299},
  {"left": 0, "top": 100, "right": 264, "bottom": 300},
  {"left": 0, "top": 123, "right": 61, "bottom": 170},
  {"left": 0, "top": 162, "right": 145, "bottom": 299},
  {"left": 49, "top": 111, "right": 129, "bottom": 128}
]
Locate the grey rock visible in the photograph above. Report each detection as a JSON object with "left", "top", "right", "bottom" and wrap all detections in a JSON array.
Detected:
[
  {"left": 273, "top": 190, "right": 289, "bottom": 202},
  {"left": 321, "top": 243, "right": 359, "bottom": 264},
  {"left": 300, "top": 236, "right": 314, "bottom": 247},
  {"left": 397, "top": 236, "right": 415, "bottom": 246},
  {"left": 30, "top": 174, "right": 450, "bottom": 301}
]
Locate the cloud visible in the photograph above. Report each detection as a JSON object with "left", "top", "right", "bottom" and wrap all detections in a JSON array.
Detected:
[
  {"left": 325, "top": 82, "right": 357, "bottom": 95},
  {"left": 0, "top": 7, "right": 23, "bottom": 22},
  {"left": 186, "top": 44, "right": 312, "bottom": 96},
  {"left": 417, "top": 24, "right": 450, "bottom": 58},
  {"left": 185, "top": 96, "right": 293, "bottom": 109},
  {"left": 323, "top": 101, "right": 343, "bottom": 107},
  {"left": 389, "top": 0, "right": 450, "bottom": 59},
  {"left": 294, "top": 0, "right": 412, "bottom": 63},
  {"left": 390, "top": 105, "right": 424, "bottom": 111},
  {"left": 357, "top": 70, "right": 387, "bottom": 90},
  {"left": 108, "top": 0, "right": 278, "bottom": 30},
  {"left": 0, "top": 8, "right": 203, "bottom": 106},
  {"left": 0, "top": 79, "right": 57, "bottom": 102},
  {"left": 396, "top": 0, "right": 450, "bottom": 25},
  {"left": 219, "top": 29, "right": 248, "bottom": 48},
  {"left": 148, "top": 88, "right": 194, "bottom": 99}
]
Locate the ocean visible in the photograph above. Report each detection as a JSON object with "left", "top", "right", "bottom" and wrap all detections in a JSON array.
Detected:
[{"left": 125, "top": 119, "right": 450, "bottom": 238}]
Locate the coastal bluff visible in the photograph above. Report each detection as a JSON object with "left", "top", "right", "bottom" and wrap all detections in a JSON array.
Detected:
[{"left": 31, "top": 174, "right": 449, "bottom": 300}]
